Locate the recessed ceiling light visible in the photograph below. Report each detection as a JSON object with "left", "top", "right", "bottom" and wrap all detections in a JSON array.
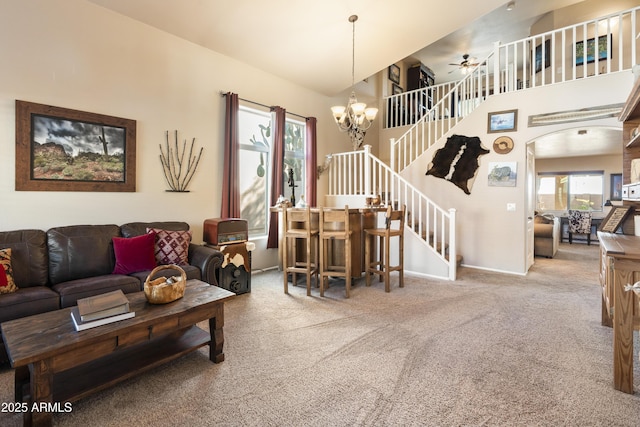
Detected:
[{"left": 506, "top": 1, "right": 515, "bottom": 11}]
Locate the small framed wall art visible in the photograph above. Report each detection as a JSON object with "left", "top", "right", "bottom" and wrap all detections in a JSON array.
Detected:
[
  {"left": 388, "top": 64, "right": 400, "bottom": 84},
  {"left": 488, "top": 109, "right": 518, "bottom": 133}
]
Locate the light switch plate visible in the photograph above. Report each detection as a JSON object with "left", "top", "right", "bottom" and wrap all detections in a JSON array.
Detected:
[{"left": 507, "top": 203, "right": 516, "bottom": 211}]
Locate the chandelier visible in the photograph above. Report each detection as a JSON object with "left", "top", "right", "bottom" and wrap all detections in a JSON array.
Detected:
[{"left": 331, "top": 15, "right": 378, "bottom": 151}]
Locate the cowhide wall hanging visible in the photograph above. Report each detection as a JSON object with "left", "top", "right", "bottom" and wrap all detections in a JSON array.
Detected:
[{"left": 425, "top": 134, "right": 489, "bottom": 195}]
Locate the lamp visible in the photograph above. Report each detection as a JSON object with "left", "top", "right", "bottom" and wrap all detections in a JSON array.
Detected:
[{"left": 331, "top": 15, "right": 378, "bottom": 151}]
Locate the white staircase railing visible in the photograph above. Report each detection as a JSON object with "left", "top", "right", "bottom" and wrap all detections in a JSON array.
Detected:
[
  {"left": 388, "top": 5, "right": 640, "bottom": 172},
  {"left": 326, "top": 5, "right": 640, "bottom": 280},
  {"left": 327, "top": 145, "right": 457, "bottom": 280}
]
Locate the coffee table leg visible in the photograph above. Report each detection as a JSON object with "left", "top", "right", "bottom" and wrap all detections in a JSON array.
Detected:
[
  {"left": 209, "top": 304, "right": 225, "bottom": 363},
  {"left": 15, "top": 365, "right": 29, "bottom": 402},
  {"left": 28, "top": 359, "right": 54, "bottom": 427}
]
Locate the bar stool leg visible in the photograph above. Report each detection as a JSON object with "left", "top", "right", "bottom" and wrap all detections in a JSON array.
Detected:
[
  {"left": 283, "top": 235, "right": 289, "bottom": 294},
  {"left": 345, "top": 235, "right": 351, "bottom": 298},
  {"left": 365, "top": 233, "right": 372, "bottom": 287},
  {"left": 384, "top": 233, "right": 391, "bottom": 292}
]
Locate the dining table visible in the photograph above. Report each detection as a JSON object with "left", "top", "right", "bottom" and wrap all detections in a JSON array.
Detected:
[{"left": 270, "top": 206, "right": 385, "bottom": 277}]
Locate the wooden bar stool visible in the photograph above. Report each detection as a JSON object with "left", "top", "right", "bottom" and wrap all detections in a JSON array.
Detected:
[
  {"left": 364, "top": 205, "right": 405, "bottom": 292},
  {"left": 319, "top": 206, "right": 352, "bottom": 298},
  {"left": 282, "top": 206, "right": 318, "bottom": 296}
]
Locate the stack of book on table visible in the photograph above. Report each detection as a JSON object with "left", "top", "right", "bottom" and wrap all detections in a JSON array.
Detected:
[{"left": 70, "top": 289, "right": 135, "bottom": 331}]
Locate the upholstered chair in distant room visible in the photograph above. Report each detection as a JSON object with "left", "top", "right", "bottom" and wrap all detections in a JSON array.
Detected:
[{"left": 568, "top": 210, "right": 592, "bottom": 245}]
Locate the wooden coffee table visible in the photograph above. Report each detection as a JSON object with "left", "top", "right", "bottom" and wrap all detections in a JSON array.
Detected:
[{"left": 1, "top": 279, "right": 235, "bottom": 427}]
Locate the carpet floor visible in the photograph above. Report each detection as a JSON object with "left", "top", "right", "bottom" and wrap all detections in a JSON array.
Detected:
[{"left": 0, "top": 243, "right": 639, "bottom": 426}]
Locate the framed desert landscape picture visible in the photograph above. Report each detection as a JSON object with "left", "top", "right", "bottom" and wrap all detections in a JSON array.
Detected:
[{"left": 15, "top": 100, "right": 136, "bottom": 192}]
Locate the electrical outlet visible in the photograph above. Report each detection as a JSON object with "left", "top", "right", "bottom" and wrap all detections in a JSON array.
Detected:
[{"left": 507, "top": 203, "right": 516, "bottom": 211}]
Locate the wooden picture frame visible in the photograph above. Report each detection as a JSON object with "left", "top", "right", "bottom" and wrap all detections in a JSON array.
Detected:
[
  {"left": 15, "top": 100, "right": 136, "bottom": 192},
  {"left": 599, "top": 206, "right": 633, "bottom": 233},
  {"left": 487, "top": 109, "right": 518, "bottom": 133},
  {"left": 388, "top": 64, "right": 400, "bottom": 84},
  {"left": 610, "top": 173, "right": 622, "bottom": 201}
]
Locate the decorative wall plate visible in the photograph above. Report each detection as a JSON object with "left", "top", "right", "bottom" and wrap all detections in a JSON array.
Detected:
[{"left": 493, "top": 136, "right": 514, "bottom": 154}]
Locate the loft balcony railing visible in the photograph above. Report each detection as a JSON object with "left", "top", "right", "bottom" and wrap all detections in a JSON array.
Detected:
[
  {"left": 386, "top": 5, "right": 640, "bottom": 172},
  {"left": 326, "top": 6, "right": 640, "bottom": 281}
]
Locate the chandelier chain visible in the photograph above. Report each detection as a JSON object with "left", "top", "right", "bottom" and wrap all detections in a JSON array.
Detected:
[{"left": 351, "top": 15, "right": 356, "bottom": 88}]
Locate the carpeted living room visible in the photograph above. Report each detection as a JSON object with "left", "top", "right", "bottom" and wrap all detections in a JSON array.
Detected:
[{"left": 1, "top": 243, "right": 637, "bottom": 426}]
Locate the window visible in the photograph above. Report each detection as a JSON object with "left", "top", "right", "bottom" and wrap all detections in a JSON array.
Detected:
[
  {"left": 537, "top": 171, "right": 604, "bottom": 212},
  {"left": 238, "top": 105, "right": 306, "bottom": 237}
]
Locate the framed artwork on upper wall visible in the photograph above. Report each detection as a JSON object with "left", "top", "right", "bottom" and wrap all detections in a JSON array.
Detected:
[
  {"left": 534, "top": 39, "right": 551, "bottom": 73},
  {"left": 388, "top": 64, "right": 400, "bottom": 84},
  {"left": 487, "top": 109, "right": 518, "bottom": 133},
  {"left": 392, "top": 83, "right": 403, "bottom": 95},
  {"left": 15, "top": 100, "right": 136, "bottom": 192},
  {"left": 575, "top": 35, "right": 611, "bottom": 66}
]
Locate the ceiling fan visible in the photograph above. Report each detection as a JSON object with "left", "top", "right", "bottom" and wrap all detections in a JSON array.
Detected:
[{"left": 449, "top": 54, "right": 480, "bottom": 74}]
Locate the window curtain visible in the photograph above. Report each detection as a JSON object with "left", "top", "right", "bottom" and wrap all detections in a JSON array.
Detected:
[
  {"left": 267, "top": 106, "right": 286, "bottom": 249},
  {"left": 305, "top": 117, "right": 317, "bottom": 207},
  {"left": 220, "top": 92, "right": 240, "bottom": 218}
]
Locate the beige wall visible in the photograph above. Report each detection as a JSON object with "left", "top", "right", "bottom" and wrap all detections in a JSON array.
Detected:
[{"left": 0, "top": 0, "right": 368, "bottom": 270}]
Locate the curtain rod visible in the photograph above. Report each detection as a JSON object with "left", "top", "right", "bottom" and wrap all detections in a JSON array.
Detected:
[{"left": 220, "top": 91, "right": 308, "bottom": 120}]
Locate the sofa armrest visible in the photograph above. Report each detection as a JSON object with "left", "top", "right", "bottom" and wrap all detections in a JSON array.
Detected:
[{"left": 188, "top": 244, "right": 223, "bottom": 287}]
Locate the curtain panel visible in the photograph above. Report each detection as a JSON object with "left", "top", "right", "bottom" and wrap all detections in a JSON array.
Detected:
[
  {"left": 266, "top": 106, "right": 286, "bottom": 249},
  {"left": 221, "top": 92, "right": 240, "bottom": 218},
  {"left": 306, "top": 117, "right": 317, "bottom": 207}
]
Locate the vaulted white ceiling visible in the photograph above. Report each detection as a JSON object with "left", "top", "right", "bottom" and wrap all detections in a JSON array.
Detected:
[
  {"left": 86, "top": 0, "right": 620, "bottom": 159},
  {"left": 86, "top": 0, "right": 585, "bottom": 96}
]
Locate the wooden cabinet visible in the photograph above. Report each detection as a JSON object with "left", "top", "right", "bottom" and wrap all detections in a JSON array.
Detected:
[
  {"left": 599, "top": 244, "right": 614, "bottom": 326},
  {"left": 597, "top": 233, "right": 640, "bottom": 394},
  {"left": 620, "top": 76, "right": 640, "bottom": 210},
  {"left": 406, "top": 63, "right": 435, "bottom": 122},
  {"left": 407, "top": 63, "right": 435, "bottom": 90}
]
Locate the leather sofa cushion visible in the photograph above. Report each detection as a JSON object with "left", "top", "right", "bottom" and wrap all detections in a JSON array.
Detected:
[
  {"left": 120, "top": 221, "right": 189, "bottom": 238},
  {"left": 0, "top": 229, "right": 48, "bottom": 288},
  {"left": 52, "top": 274, "right": 141, "bottom": 308},
  {"left": 0, "top": 286, "right": 59, "bottom": 323},
  {"left": 47, "top": 224, "right": 120, "bottom": 285}
]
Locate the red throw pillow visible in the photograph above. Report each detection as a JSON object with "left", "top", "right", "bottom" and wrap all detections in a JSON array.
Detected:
[
  {"left": 147, "top": 228, "right": 192, "bottom": 266},
  {"left": 112, "top": 233, "right": 157, "bottom": 274}
]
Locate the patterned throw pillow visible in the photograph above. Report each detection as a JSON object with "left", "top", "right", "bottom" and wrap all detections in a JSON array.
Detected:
[
  {"left": 0, "top": 248, "right": 18, "bottom": 294},
  {"left": 146, "top": 228, "right": 192, "bottom": 266}
]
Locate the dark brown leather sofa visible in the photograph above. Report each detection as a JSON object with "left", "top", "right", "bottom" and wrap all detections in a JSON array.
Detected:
[{"left": 0, "top": 221, "right": 223, "bottom": 363}]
